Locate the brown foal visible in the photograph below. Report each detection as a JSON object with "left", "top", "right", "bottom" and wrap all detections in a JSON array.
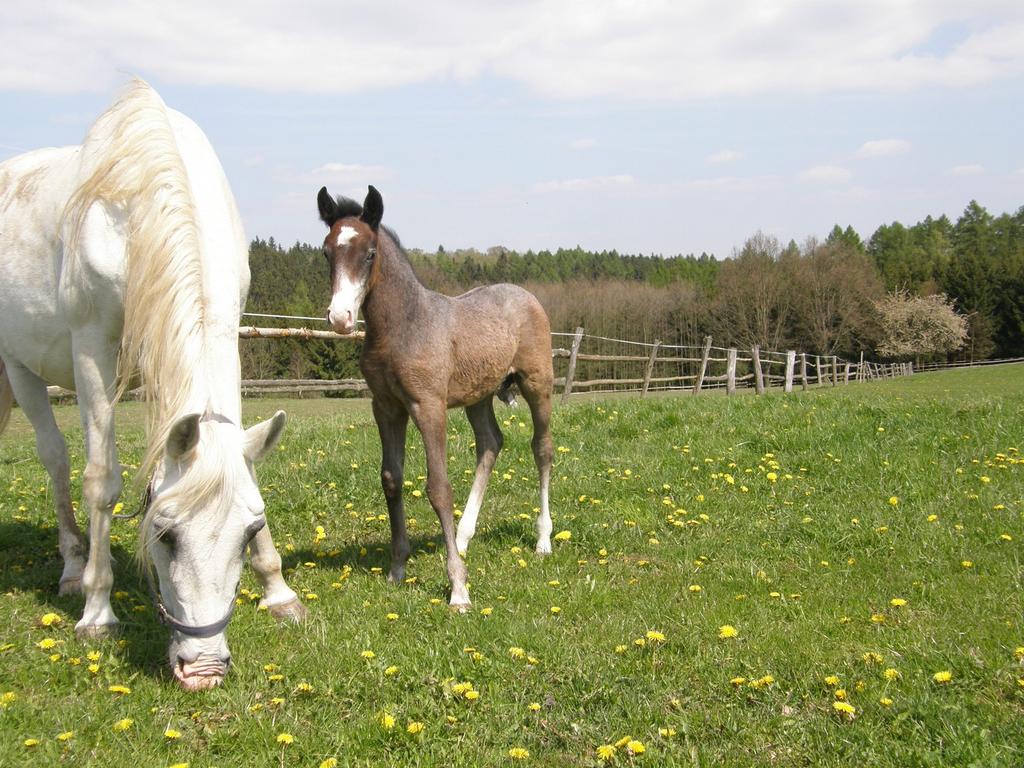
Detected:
[{"left": 316, "top": 185, "right": 554, "bottom": 608}]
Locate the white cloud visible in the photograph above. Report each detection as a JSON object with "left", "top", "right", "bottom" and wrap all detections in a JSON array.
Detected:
[
  {"left": 1, "top": 2, "right": 1022, "bottom": 99},
  {"left": 856, "top": 139, "right": 912, "bottom": 158},
  {"left": 798, "top": 165, "right": 852, "bottom": 184},
  {"left": 948, "top": 164, "right": 985, "bottom": 176},
  {"left": 706, "top": 149, "right": 744, "bottom": 164},
  {"left": 533, "top": 174, "right": 636, "bottom": 193},
  {"left": 568, "top": 138, "right": 599, "bottom": 150},
  {"left": 308, "top": 163, "right": 396, "bottom": 188}
]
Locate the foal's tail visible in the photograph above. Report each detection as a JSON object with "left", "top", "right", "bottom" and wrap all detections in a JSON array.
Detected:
[{"left": 0, "top": 359, "right": 13, "bottom": 438}]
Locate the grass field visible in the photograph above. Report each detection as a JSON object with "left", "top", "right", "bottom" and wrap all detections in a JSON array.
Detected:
[{"left": 1, "top": 365, "right": 1022, "bottom": 767}]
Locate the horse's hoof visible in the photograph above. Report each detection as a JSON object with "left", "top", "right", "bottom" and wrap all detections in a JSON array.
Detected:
[
  {"left": 267, "top": 599, "right": 308, "bottom": 623},
  {"left": 75, "top": 622, "right": 119, "bottom": 640},
  {"left": 535, "top": 543, "right": 552, "bottom": 555},
  {"left": 449, "top": 602, "right": 471, "bottom": 614},
  {"left": 58, "top": 577, "right": 83, "bottom": 596}
]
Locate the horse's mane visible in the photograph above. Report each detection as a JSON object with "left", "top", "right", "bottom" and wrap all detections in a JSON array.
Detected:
[{"left": 62, "top": 79, "right": 209, "bottom": 488}]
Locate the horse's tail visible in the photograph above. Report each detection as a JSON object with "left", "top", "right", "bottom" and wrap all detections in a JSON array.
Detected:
[
  {"left": 62, "top": 78, "right": 205, "bottom": 485},
  {"left": 0, "top": 359, "right": 13, "bottom": 438}
]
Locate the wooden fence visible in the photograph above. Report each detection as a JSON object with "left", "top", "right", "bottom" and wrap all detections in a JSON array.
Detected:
[{"left": 43, "top": 324, "right": 919, "bottom": 402}]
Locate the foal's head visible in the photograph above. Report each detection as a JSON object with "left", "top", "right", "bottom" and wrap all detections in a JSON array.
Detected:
[{"left": 317, "top": 185, "right": 383, "bottom": 334}]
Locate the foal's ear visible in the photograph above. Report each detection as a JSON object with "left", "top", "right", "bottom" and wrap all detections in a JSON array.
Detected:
[
  {"left": 317, "top": 186, "right": 338, "bottom": 226},
  {"left": 361, "top": 185, "right": 383, "bottom": 230}
]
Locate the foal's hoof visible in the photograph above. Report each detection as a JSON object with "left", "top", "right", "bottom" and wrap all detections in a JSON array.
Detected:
[
  {"left": 449, "top": 602, "right": 471, "bottom": 614},
  {"left": 266, "top": 598, "right": 308, "bottom": 623},
  {"left": 535, "top": 542, "right": 552, "bottom": 556},
  {"left": 75, "top": 622, "right": 120, "bottom": 641},
  {"left": 58, "top": 577, "right": 83, "bottom": 596}
]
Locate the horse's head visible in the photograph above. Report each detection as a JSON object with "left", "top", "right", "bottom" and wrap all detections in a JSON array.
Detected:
[
  {"left": 317, "top": 185, "right": 383, "bottom": 334},
  {"left": 143, "top": 410, "right": 286, "bottom": 690}
]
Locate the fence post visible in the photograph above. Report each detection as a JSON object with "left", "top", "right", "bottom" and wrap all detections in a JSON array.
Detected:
[
  {"left": 831, "top": 356, "right": 839, "bottom": 386},
  {"left": 800, "top": 352, "right": 808, "bottom": 391},
  {"left": 695, "top": 336, "right": 712, "bottom": 393},
  {"left": 843, "top": 362, "right": 851, "bottom": 384},
  {"left": 641, "top": 339, "right": 661, "bottom": 397},
  {"left": 814, "top": 355, "right": 822, "bottom": 386},
  {"left": 858, "top": 351, "right": 865, "bottom": 382},
  {"left": 752, "top": 345, "right": 765, "bottom": 395},
  {"left": 561, "top": 326, "right": 584, "bottom": 404},
  {"left": 726, "top": 348, "right": 737, "bottom": 395},
  {"left": 784, "top": 350, "right": 796, "bottom": 392}
]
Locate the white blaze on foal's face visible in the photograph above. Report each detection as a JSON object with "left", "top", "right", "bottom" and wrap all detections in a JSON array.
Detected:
[{"left": 323, "top": 220, "right": 376, "bottom": 334}]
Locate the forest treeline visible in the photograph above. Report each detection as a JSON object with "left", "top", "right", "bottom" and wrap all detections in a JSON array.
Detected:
[{"left": 241, "top": 200, "right": 1024, "bottom": 381}]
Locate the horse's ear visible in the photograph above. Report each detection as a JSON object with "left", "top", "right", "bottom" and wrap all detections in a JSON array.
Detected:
[
  {"left": 167, "top": 413, "right": 202, "bottom": 461},
  {"left": 244, "top": 410, "right": 287, "bottom": 464},
  {"left": 361, "top": 185, "right": 383, "bottom": 231},
  {"left": 317, "top": 186, "right": 338, "bottom": 227}
]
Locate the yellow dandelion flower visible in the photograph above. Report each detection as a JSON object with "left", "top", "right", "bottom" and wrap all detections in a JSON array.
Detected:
[
  {"left": 276, "top": 732, "right": 294, "bottom": 745},
  {"left": 108, "top": 685, "right": 131, "bottom": 695},
  {"left": 659, "top": 727, "right": 677, "bottom": 738},
  {"left": 37, "top": 638, "right": 58, "bottom": 650},
  {"left": 933, "top": 670, "right": 953, "bottom": 684},
  {"left": 961, "top": 560, "right": 973, "bottom": 569},
  {"left": 361, "top": 650, "right": 375, "bottom": 659},
  {"left": 528, "top": 702, "right": 541, "bottom": 711},
  {"left": 645, "top": 630, "right": 666, "bottom": 643},
  {"left": 384, "top": 665, "right": 399, "bottom": 676},
  {"left": 508, "top": 747, "right": 530, "bottom": 760},
  {"left": 267, "top": 674, "right": 284, "bottom": 682},
  {"left": 56, "top": 731, "right": 74, "bottom": 741},
  {"left": 509, "top": 647, "right": 526, "bottom": 659},
  {"left": 164, "top": 729, "right": 181, "bottom": 740},
  {"left": 378, "top": 712, "right": 395, "bottom": 730},
  {"left": 24, "top": 738, "right": 40, "bottom": 747},
  {"left": 824, "top": 675, "right": 840, "bottom": 687},
  {"left": 888, "top": 496, "right": 899, "bottom": 506},
  {"left": 863, "top": 652, "right": 884, "bottom": 665},
  {"left": 1, "top": 691, "right": 15, "bottom": 706},
  {"left": 553, "top": 530, "right": 571, "bottom": 541},
  {"left": 729, "top": 676, "right": 746, "bottom": 686},
  {"left": 39, "top": 612, "right": 62, "bottom": 627},
  {"left": 718, "top": 624, "right": 738, "bottom": 639},
  {"left": 834, "top": 688, "right": 847, "bottom": 700},
  {"left": 406, "top": 721, "right": 425, "bottom": 734},
  {"left": 465, "top": 689, "right": 480, "bottom": 701},
  {"left": 320, "top": 760, "right": 339, "bottom": 768},
  {"left": 880, "top": 696, "right": 894, "bottom": 707},
  {"left": 480, "top": 607, "right": 493, "bottom": 616},
  {"left": 596, "top": 744, "right": 617, "bottom": 761},
  {"left": 112, "top": 718, "right": 134, "bottom": 732},
  {"left": 88, "top": 663, "right": 100, "bottom": 674},
  {"left": 832, "top": 701, "right": 856, "bottom": 718},
  {"left": 871, "top": 614, "right": 886, "bottom": 624},
  {"left": 549, "top": 606, "right": 561, "bottom": 615},
  {"left": 386, "top": 613, "right": 399, "bottom": 621},
  {"left": 626, "top": 740, "right": 646, "bottom": 755},
  {"left": 688, "top": 584, "right": 702, "bottom": 593},
  {"left": 452, "top": 681, "right": 473, "bottom": 695},
  {"left": 1015, "top": 647, "right": 1024, "bottom": 660},
  {"left": 884, "top": 668, "right": 901, "bottom": 681},
  {"left": 889, "top": 598, "right": 907, "bottom": 608}
]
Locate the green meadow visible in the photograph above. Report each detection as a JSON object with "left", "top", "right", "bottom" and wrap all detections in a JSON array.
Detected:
[{"left": 1, "top": 365, "right": 1022, "bottom": 767}]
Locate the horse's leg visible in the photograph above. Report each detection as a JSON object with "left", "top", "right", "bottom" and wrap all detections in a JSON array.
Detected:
[
  {"left": 373, "top": 399, "right": 411, "bottom": 583},
  {"left": 70, "top": 332, "right": 123, "bottom": 638},
  {"left": 3, "top": 362, "right": 85, "bottom": 594},
  {"left": 250, "top": 524, "right": 306, "bottom": 622},
  {"left": 456, "top": 398, "right": 503, "bottom": 555},
  {"left": 409, "top": 401, "right": 469, "bottom": 609},
  {"left": 520, "top": 374, "right": 554, "bottom": 554}
]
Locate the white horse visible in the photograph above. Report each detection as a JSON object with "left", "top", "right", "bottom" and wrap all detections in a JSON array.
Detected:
[{"left": 0, "top": 80, "right": 305, "bottom": 690}]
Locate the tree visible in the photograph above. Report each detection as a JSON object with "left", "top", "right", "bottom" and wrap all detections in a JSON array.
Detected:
[{"left": 873, "top": 292, "right": 968, "bottom": 359}]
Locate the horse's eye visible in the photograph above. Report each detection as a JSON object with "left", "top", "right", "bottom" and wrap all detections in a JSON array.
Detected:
[{"left": 366, "top": 247, "right": 377, "bottom": 263}]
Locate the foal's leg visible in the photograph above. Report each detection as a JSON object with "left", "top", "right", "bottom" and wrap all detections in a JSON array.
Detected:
[
  {"left": 409, "top": 401, "right": 469, "bottom": 609},
  {"left": 373, "top": 400, "right": 411, "bottom": 583},
  {"left": 520, "top": 376, "right": 554, "bottom": 554},
  {"left": 70, "top": 332, "right": 123, "bottom": 638},
  {"left": 3, "top": 363, "right": 86, "bottom": 593},
  {"left": 455, "top": 398, "right": 503, "bottom": 555},
  {"left": 250, "top": 524, "right": 307, "bottom": 622}
]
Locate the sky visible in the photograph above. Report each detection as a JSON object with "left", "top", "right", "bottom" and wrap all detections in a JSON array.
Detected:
[{"left": 2, "top": 1, "right": 1023, "bottom": 258}]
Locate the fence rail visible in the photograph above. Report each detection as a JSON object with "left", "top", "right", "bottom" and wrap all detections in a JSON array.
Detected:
[{"left": 45, "top": 324, "right": 1016, "bottom": 403}]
